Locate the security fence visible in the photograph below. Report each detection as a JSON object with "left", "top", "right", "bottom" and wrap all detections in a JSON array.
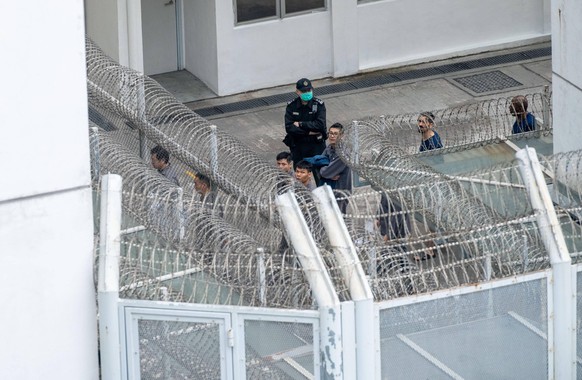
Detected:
[
  {"left": 96, "top": 146, "right": 582, "bottom": 379},
  {"left": 87, "top": 37, "right": 582, "bottom": 378}
]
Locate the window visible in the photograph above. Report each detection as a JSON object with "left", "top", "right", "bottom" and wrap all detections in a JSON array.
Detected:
[{"left": 236, "top": 0, "right": 326, "bottom": 25}]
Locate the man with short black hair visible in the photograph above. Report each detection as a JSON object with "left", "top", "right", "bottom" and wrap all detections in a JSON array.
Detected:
[
  {"left": 319, "top": 122, "right": 352, "bottom": 212},
  {"left": 319, "top": 123, "right": 352, "bottom": 191},
  {"left": 150, "top": 145, "right": 180, "bottom": 186},
  {"left": 417, "top": 112, "right": 443, "bottom": 152},
  {"left": 283, "top": 78, "right": 327, "bottom": 169},
  {"left": 276, "top": 151, "right": 294, "bottom": 176},
  {"left": 294, "top": 160, "right": 316, "bottom": 191}
]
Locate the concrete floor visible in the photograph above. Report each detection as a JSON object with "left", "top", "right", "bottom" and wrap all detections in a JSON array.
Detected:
[{"left": 153, "top": 42, "right": 552, "bottom": 163}]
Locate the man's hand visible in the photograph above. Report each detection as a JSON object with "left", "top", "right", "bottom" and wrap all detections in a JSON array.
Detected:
[{"left": 293, "top": 121, "right": 300, "bottom": 127}]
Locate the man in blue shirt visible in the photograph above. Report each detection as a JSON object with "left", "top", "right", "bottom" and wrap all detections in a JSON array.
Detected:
[
  {"left": 510, "top": 95, "right": 536, "bottom": 134},
  {"left": 418, "top": 112, "right": 443, "bottom": 152}
]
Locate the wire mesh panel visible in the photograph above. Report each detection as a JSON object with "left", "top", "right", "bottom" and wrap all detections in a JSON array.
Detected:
[
  {"left": 378, "top": 275, "right": 548, "bottom": 380},
  {"left": 243, "top": 318, "right": 318, "bottom": 379},
  {"left": 126, "top": 310, "right": 230, "bottom": 380},
  {"left": 138, "top": 319, "right": 222, "bottom": 379},
  {"left": 340, "top": 160, "right": 549, "bottom": 301}
]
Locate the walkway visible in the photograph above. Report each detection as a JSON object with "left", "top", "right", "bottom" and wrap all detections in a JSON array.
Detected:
[{"left": 154, "top": 42, "right": 551, "bottom": 162}]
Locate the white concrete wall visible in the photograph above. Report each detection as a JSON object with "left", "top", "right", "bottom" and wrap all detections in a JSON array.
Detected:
[
  {"left": 85, "top": 0, "right": 126, "bottom": 65},
  {"left": 211, "top": 0, "right": 549, "bottom": 95},
  {"left": 331, "top": 0, "right": 359, "bottom": 77},
  {"left": 358, "top": 0, "right": 550, "bottom": 71},
  {"left": 0, "top": 1, "right": 98, "bottom": 379},
  {"left": 183, "top": 0, "right": 219, "bottom": 93},
  {"left": 85, "top": 0, "right": 551, "bottom": 95},
  {"left": 215, "top": 2, "right": 333, "bottom": 95},
  {"left": 552, "top": 0, "right": 582, "bottom": 154},
  {"left": 85, "top": 0, "right": 144, "bottom": 72}
]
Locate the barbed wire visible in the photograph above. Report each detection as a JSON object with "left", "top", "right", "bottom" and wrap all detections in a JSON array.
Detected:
[
  {"left": 539, "top": 150, "right": 582, "bottom": 262},
  {"left": 343, "top": 91, "right": 552, "bottom": 157},
  {"left": 333, "top": 95, "right": 556, "bottom": 299},
  {"left": 86, "top": 36, "right": 351, "bottom": 305},
  {"left": 88, "top": 36, "right": 582, "bottom": 305}
]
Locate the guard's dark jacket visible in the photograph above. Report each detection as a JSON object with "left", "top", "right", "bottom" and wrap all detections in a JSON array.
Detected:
[{"left": 283, "top": 97, "right": 327, "bottom": 164}]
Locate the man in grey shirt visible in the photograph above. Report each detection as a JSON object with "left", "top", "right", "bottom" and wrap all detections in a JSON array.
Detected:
[
  {"left": 319, "top": 123, "right": 352, "bottom": 212},
  {"left": 151, "top": 145, "right": 180, "bottom": 186},
  {"left": 319, "top": 123, "right": 352, "bottom": 192}
]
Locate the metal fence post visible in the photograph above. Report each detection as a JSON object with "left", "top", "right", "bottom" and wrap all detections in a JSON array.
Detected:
[
  {"left": 542, "top": 85, "right": 551, "bottom": 131},
  {"left": 351, "top": 120, "right": 360, "bottom": 187},
  {"left": 275, "top": 191, "right": 343, "bottom": 379},
  {"left": 516, "top": 147, "right": 576, "bottom": 380},
  {"left": 257, "top": 247, "right": 267, "bottom": 307},
  {"left": 313, "top": 185, "right": 377, "bottom": 379},
  {"left": 98, "top": 174, "right": 123, "bottom": 380},
  {"left": 176, "top": 187, "right": 184, "bottom": 244},
  {"left": 137, "top": 74, "right": 148, "bottom": 160},
  {"left": 89, "top": 126, "right": 101, "bottom": 181},
  {"left": 210, "top": 125, "right": 219, "bottom": 179}
]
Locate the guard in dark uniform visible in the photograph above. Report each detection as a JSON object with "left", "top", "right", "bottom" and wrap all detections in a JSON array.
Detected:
[{"left": 283, "top": 78, "right": 327, "bottom": 168}]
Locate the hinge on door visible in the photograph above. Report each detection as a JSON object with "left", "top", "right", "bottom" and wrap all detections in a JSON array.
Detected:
[{"left": 227, "top": 328, "right": 235, "bottom": 347}]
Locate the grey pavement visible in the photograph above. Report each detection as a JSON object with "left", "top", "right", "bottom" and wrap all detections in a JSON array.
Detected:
[{"left": 155, "top": 42, "right": 551, "bottom": 163}]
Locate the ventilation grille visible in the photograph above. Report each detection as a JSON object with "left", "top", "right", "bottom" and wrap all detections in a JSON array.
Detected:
[{"left": 453, "top": 71, "right": 523, "bottom": 93}]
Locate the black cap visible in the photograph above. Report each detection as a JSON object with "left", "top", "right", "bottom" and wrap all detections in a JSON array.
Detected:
[{"left": 296, "top": 78, "right": 312, "bottom": 92}]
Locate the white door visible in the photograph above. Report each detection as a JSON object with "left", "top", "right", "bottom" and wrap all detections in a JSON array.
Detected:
[{"left": 141, "top": 0, "right": 179, "bottom": 75}]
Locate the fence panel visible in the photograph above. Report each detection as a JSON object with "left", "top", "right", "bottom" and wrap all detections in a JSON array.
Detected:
[
  {"left": 378, "top": 273, "right": 549, "bottom": 380},
  {"left": 120, "top": 302, "right": 320, "bottom": 380},
  {"left": 239, "top": 315, "right": 319, "bottom": 379},
  {"left": 123, "top": 307, "right": 233, "bottom": 380}
]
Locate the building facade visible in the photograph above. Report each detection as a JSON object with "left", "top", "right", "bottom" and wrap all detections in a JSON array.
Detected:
[{"left": 86, "top": 0, "right": 551, "bottom": 96}]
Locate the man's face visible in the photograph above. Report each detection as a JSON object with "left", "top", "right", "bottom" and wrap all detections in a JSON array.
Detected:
[
  {"left": 194, "top": 178, "right": 208, "bottom": 195},
  {"left": 417, "top": 116, "right": 432, "bottom": 133},
  {"left": 295, "top": 168, "right": 312, "bottom": 185},
  {"left": 151, "top": 154, "right": 165, "bottom": 170},
  {"left": 328, "top": 128, "right": 341, "bottom": 146},
  {"left": 277, "top": 159, "right": 292, "bottom": 173}
]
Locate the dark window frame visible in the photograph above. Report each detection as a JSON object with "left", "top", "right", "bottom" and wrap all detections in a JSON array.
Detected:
[{"left": 234, "top": 0, "right": 327, "bottom": 26}]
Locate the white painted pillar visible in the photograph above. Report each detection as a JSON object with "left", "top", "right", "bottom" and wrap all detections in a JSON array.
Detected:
[
  {"left": 516, "top": 147, "right": 576, "bottom": 379},
  {"left": 275, "top": 191, "right": 343, "bottom": 379},
  {"left": 313, "top": 185, "right": 376, "bottom": 380},
  {"left": 551, "top": 0, "right": 582, "bottom": 154},
  {"left": 127, "top": 0, "right": 145, "bottom": 72},
  {"left": 98, "top": 175, "right": 123, "bottom": 380},
  {"left": 330, "top": 0, "right": 359, "bottom": 77}
]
